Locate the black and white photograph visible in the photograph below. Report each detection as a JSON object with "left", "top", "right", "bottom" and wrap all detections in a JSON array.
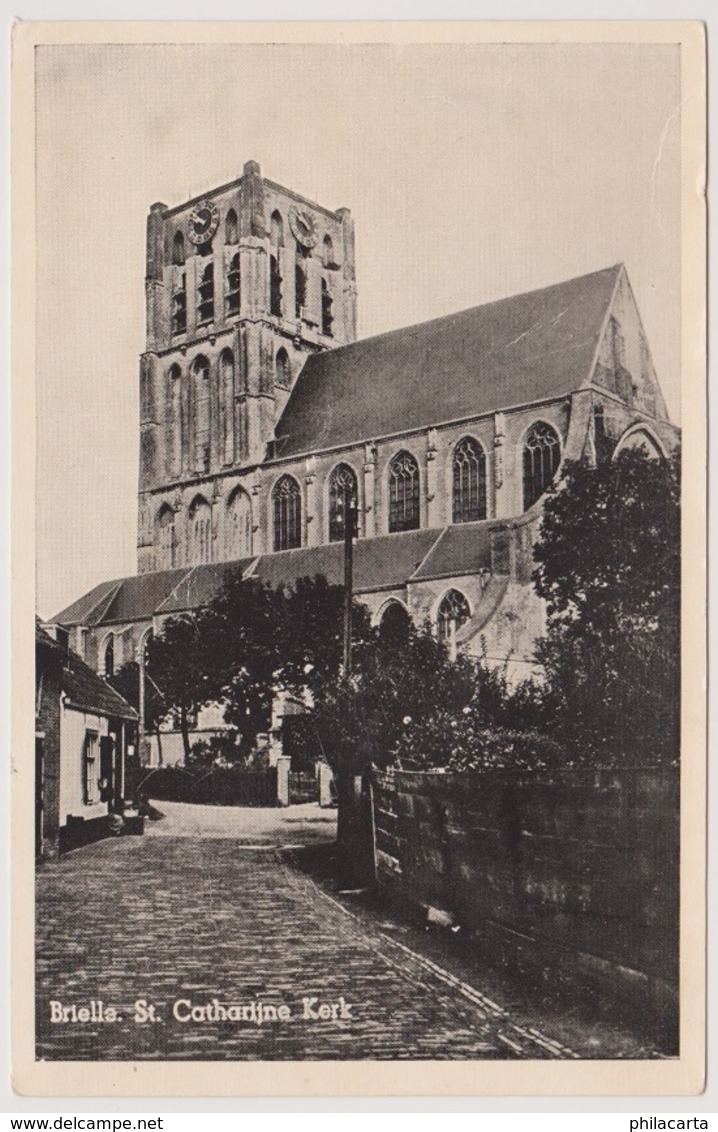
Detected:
[{"left": 13, "top": 20, "right": 705, "bottom": 1097}]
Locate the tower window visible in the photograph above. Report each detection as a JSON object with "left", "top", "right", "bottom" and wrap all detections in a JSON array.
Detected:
[
  {"left": 522, "top": 422, "right": 561, "bottom": 510},
  {"left": 273, "top": 475, "right": 302, "bottom": 551},
  {"left": 270, "top": 210, "right": 284, "bottom": 248},
  {"left": 156, "top": 503, "right": 177, "bottom": 569},
  {"left": 172, "top": 272, "right": 187, "bottom": 336},
  {"left": 167, "top": 364, "right": 183, "bottom": 477},
  {"left": 193, "top": 358, "right": 211, "bottom": 473},
  {"left": 172, "top": 231, "right": 185, "bottom": 266},
  {"left": 219, "top": 350, "right": 235, "bottom": 465},
  {"left": 226, "top": 253, "right": 240, "bottom": 316},
  {"left": 328, "top": 464, "right": 358, "bottom": 543},
  {"left": 295, "top": 263, "right": 307, "bottom": 319},
  {"left": 226, "top": 487, "right": 253, "bottom": 559},
  {"left": 197, "top": 262, "right": 214, "bottom": 324},
  {"left": 276, "top": 348, "right": 291, "bottom": 390},
  {"left": 453, "top": 437, "right": 487, "bottom": 523},
  {"left": 436, "top": 590, "right": 471, "bottom": 644},
  {"left": 225, "top": 208, "right": 238, "bottom": 245},
  {"left": 388, "top": 451, "right": 420, "bottom": 533},
  {"left": 321, "top": 277, "right": 333, "bottom": 337},
  {"left": 322, "top": 233, "right": 335, "bottom": 269},
  {"left": 189, "top": 496, "right": 212, "bottom": 565},
  {"left": 270, "top": 255, "right": 283, "bottom": 318}
]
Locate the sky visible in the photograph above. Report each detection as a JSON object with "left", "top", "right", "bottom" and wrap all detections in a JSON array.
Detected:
[{"left": 35, "top": 39, "right": 681, "bottom": 619}]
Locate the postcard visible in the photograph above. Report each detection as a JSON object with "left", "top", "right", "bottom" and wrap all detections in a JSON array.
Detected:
[{"left": 12, "top": 20, "right": 706, "bottom": 1097}]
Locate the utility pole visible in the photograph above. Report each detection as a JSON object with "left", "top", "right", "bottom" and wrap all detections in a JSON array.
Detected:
[{"left": 342, "top": 481, "right": 356, "bottom": 676}]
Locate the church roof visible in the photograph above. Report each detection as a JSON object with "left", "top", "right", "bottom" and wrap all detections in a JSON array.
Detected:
[
  {"left": 272, "top": 264, "right": 622, "bottom": 459},
  {"left": 53, "top": 525, "right": 497, "bottom": 628}
]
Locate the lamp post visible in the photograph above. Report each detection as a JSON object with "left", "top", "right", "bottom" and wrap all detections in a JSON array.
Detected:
[{"left": 342, "top": 481, "right": 357, "bottom": 676}]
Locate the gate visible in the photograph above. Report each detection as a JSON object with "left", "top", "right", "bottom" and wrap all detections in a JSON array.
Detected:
[{"left": 288, "top": 771, "right": 318, "bottom": 804}]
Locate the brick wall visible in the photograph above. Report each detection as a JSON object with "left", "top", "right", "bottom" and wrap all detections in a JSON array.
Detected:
[{"left": 371, "top": 766, "right": 679, "bottom": 1038}]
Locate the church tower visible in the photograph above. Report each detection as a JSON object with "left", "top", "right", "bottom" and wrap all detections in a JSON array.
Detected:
[{"left": 136, "top": 160, "right": 358, "bottom": 574}]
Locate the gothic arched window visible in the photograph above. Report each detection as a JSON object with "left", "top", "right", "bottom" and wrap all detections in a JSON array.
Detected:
[
  {"left": 273, "top": 475, "right": 302, "bottom": 551},
  {"left": 167, "top": 364, "right": 183, "bottom": 478},
  {"left": 321, "top": 277, "right": 333, "bottom": 337},
  {"left": 295, "top": 262, "right": 307, "bottom": 318},
  {"left": 388, "top": 451, "right": 420, "bottom": 533},
  {"left": 197, "top": 262, "right": 214, "bottom": 324},
  {"left": 436, "top": 589, "right": 471, "bottom": 644},
  {"left": 172, "top": 231, "right": 185, "bottom": 266},
  {"left": 270, "top": 211, "right": 284, "bottom": 247},
  {"left": 171, "top": 270, "right": 187, "bottom": 336},
  {"left": 226, "top": 487, "right": 253, "bottom": 559},
  {"left": 322, "top": 233, "right": 334, "bottom": 268},
  {"left": 328, "top": 464, "right": 358, "bottom": 543},
  {"left": 276, "top": 348, "right": 291, "bottom": 389},
  {"left": 192, "top": 357, "right": 210, "bottom": 473},
  {"left": 378, "top": 600, "right": 411, "bottom": 645},
  {"left": 189, "top": 495, "right": 212, "bottom": 565},
  {"left": 225, "top": 208, "right": 238, "bottom": 245},
  {"left": 523, "top": 422, "right": 561, "bottom": 510},
  {"left": 226, "top": 253, "right": 240, "bottom": 316},
  {"left": 453, "top": 437, "right": 487, "bottom": 523},
  {"left": 156, "top": 503, "right": 176, "bottom": 569},
  {"left": 219, "top": 350, "right": 235, "bottom": 465},
  {"left": 103, "top": 635, "right": 115, "bottom": 679},
  {"left": 270, "top": 255, "right": 283, "bottom": 317}
]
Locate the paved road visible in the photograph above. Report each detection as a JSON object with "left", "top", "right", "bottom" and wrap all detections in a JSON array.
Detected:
[{"left": 36, "top": 803, "right": 573, "bottom": 1061}]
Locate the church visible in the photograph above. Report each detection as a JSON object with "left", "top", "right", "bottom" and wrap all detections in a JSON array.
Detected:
[{"left": 51, "top": 160, "right": 679, "bottom": 764}]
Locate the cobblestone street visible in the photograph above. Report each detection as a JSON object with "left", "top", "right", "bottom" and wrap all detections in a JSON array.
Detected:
[{"left": 36, "top": 803, "right": 577, "bottom": 1061}]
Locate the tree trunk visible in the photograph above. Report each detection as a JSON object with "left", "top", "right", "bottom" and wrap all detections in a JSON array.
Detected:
[
  {"left": 155, "top": 728, "right": 164, "bottom": 767},
  {"left": 180, "top": 707, "right": 191, "bottom": 764}
]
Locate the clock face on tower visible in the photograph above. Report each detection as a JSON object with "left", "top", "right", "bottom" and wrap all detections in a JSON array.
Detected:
[
  {"left": 288, "top": 206, "right": 318, "bottom": 248},
  {"left": 187, "top": 200, "right": 220, "bottom": 246}
]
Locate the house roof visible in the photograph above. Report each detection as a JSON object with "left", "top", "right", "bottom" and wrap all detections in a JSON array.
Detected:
[
  {"left": 36, "top": 622, "right": 138, "bottom": 721},
  {"left": 272, "top": 264, "right": 622, "bottom": 459}
]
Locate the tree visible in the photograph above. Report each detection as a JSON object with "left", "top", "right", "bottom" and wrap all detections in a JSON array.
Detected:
[
  {"left": 531, "top": 448, "right": 680, "bottom": 764},
  {"left": 108, "top": 660, "right": 169, "bottom": 764},
  {"left": 144, "top": 612, "right": 221, "bottom": 763}
]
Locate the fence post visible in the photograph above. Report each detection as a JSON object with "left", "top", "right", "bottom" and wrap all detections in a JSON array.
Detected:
[
  {"left": 276, "top": 756, "right": 291, "bottom": 807},
  {"left": 318, "top": 761, "right": 334, "bottom": 808}
]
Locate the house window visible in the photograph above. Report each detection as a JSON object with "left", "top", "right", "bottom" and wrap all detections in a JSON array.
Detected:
[
  {"left": 197, "top": 261, "right": 214, "bottom": 324},
  {"left": 276, "top": 348, "right": 291, "bottom": 390},
  {"left": 388, "top": 451, "right": 420, "bottom": 533},
  {"left": 273, "top": 475, "right": 302, "bottom": 551},
  {"left": 193, "top": 358, "right": 210, "bottom": 473},
  {"left": 436, "top": 590, "right": 471, "bottom": 644},
  {"left": 226, "top": 253, "right": 240, "bottom": 316},
  {"left": 321, "top": 277, "right": 333, "bottom": 337},
  {"left": 328, "top": 464, "right": 358, "bottom": 542},
  {"left": 225, "top": 208, "right": 238, "bottom": 245},
  {"left": 453, "top": 437, "right": 487, "bottom": 523},
  {"left": 522, "top": 422, "right": 561, "bottom": 510},
  {"left": 189, "top": 496, "right": 212, "bottom": 564},
  {"left": 171, "top": 271, "right": 187, "bottom": 335},
  {"left": 172, "top": 231, "right": 185, "bottom": 266},
  {"left": 83, "top": 731, "right": 100, "bottom": 804},
  {"left": 226, "top": 488, "right": 253, "bottom": 558}
]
